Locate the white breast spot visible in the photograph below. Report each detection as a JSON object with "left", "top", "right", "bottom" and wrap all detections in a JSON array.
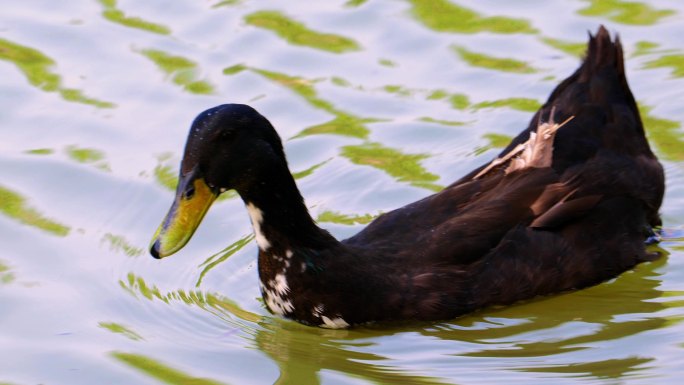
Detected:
[
  {"left": 273, "top": 273, "right": 289, "bottom": 296},
  {"left": 245, "top": 202, "right": 271, "bottom": 250}
]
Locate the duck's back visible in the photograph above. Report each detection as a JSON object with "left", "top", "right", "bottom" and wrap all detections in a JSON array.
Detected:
[{"left": 344, "top": 26, "right": 664, "bottom": 286}]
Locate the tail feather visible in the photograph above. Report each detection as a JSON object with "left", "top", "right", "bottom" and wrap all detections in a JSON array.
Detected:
[{"left": 505, "top": 26, "right": 653, "bottom": 169}]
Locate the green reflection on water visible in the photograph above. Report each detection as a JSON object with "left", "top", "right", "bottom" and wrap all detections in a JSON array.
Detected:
[
  {"left": 449, "top": 93, "right": 470, "bottom": 110},
  {"left": 65, "top": 146, "right": 105, "bottom": 163},
  {"left": 111, "top": 352, "right": 227, "bottom": 385},
  {"left": 426, "top": 254, "right": 677, "bottom": 368},
  {"left": 426, "top": 90, "right": 471, "bottom": 109},
  {"left": 222, "top": 63, "right": 247, "bottom": 75},
  {"left": 247, "top": 68, "right": 450, "bottom": 190},
  {"left": 426, "top": 89, "right": 449, "bottom": 100},
  {"left": 633, "top": 41, "right": 660, "bottom": 57},
  {"left": 408, "top": 0, "right": 536, "bottom": 34},
  {"left": 121, "top": 272, "right": 165, "bottom": 302},
  {"left": 99, "top": 322, "right": 144, "bottom": 341},
  {"left": 256, "top": 323, "right": 451, "bottom": 385},
  {"left": 473, "top": 97, "right": 541, "bottom": 112},
  {"left": 154, "top": 163, "right": 178, "bottom": 191},
  {"left": 520, "top": 357, "right": 653, "bottom": 380},
  {"left": 473, "top": 133, "right": 513, "bottom": 156},
  {"left": 120, "top": 272, "right": 263, "bottom": 324},
  {"left": 418, "top": 117, "right": 468, "bottom": 126},
  {"left": 0, "top": 260, "right": 16, "bottom": 285},
  {"left": 244, "top": 11, "right": 360, "bottom": 53},
  {"left": 453, "top": 46, "right": 537, "bottom": 73},
  {"left": 24, "top": 148, "right": 54, "bottom": 155},
  {"left": 578, "top": 0, "right": 675, "bottom": 25},
  {"left": 196, "top": 234, "right": 253, "bottom": 287},
  {"left": 252, "top": 68, "right": 374, "bottom": 138},
  {"left": 65, "top": 145, "right": 111, "bottom": 171},
  {"left": 292, "top": 159, "right": 331, "bottom": 180},
  {"left": 341, "top": 142, "right": 442, "bottom": 192},
  {"left": 317, "top": 210, "right": 377, "bottom": 225},
  {"left": 211, "top": 0, "right": 241, "bottom": 8},
  {"left": 483, "top": 133, "right": 513, "bottom": 148},
  {"left": 299, "top": 115, "right": 377, "bottom": 138},
  {"left": 541, "top": 37, "right": 586, "bottom": 57},
  {"left": 102, "top": 233, "right": 143, "bottom": 257},
  {"left": 345, "top": 0, "right": 369, "bottom": 7},
  {"left": 0, "top": 38, "right": 114, "bottom": 108},
  {"left": 0, "top": 185, "right": 70, "bottom": 236},
  {"left": 384, "top": 84, "right": 414, "bottom": 97},
  {"left": 644, "top": 53, "right": 684, "bottom": 78},
  {"left": 378, "top": 58, "right": 396, "bottom": 67},
  {"left": 99, "top": 0, "right": 171, "bottom": 35},
  {"left": 253, "top": 69, "right": 332, "bottom": 110},
  {"left": 640, "top": 105, "right": 684, "bottom": 161},
  {"left": 139, "top": 49, "right": 214, "bottom": 94}
]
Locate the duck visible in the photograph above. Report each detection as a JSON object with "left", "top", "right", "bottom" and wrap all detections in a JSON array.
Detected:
[{"left": 150, "top": 26, "right": 664, "bottom": 329}]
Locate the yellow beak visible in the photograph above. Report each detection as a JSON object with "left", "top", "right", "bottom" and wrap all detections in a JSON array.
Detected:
[{"left": 150, "top": 177, "right": 217, "bottom": 258}]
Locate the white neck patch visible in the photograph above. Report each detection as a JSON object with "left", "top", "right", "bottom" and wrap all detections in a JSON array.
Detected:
[{"left": 246, "top": 202, "right": 271, "bottom": 251}]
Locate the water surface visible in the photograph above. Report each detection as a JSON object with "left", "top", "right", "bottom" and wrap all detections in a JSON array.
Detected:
[{"left": 1, "top": 1, "right": 684, "bottom": 384}]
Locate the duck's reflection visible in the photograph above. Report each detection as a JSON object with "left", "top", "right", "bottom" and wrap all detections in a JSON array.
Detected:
[
  {"left": 116, "top": 245, "right": 681, "bottom": 384},
  {"left": 251, "top": 248, "right": 679, "bottom": 384}
]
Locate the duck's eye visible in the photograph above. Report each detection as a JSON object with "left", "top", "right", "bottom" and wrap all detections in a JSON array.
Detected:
[{"left": 184, "top": 185, "right": 196, "bottom": 199}]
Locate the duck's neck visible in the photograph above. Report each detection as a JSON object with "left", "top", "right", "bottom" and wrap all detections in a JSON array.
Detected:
[{"left": 238, "top": 163, "right": 337, "bottom": 255}]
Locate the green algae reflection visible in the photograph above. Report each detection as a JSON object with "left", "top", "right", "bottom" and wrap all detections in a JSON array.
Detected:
[
  {"left": 0, "top": 185, "right": 70, "bottom": 236},
  {"left": 0, "top": 261, "right": 16, "bottom": 285},
  {"left": 541, "top": 37, "right": 587, "bottom": 57},
  {"left": 474, "top": 133, "right": 514, "bottom": 156},
  {"left": 111, "top": 352, "right": 227, "bottom": 385},
  {"left": 408, "top": 0, "right": 536, "bottom": 34},
  {"left": 102, "top": 233, "right": 143, "bottom": 257},
  {"left": 644, "top": 53, "right": 684, "bottom": 78},
  {"left": 234, "top": 68, "right": 444, "bottom": 190},
  {"left": 473, "top": 97, "right": 541, "bottom": 112},
  {"left": 245, "top": 11, "right": 360, "bottom": 53},
  {"left": 640, "top": 105, "right": 684, "bottom": 161},
  {"left": 65, "top": 145, "right": 110, "bottom": 171},
  {"left": 317, "top": 210, "right": 376, "bottom": 225},
  {"left": 453, "top": 46, "right": 537, "bottom": 74},
  {"left": 0, "top": 38, "right": 114, "bottom": 108},
  {"left": 25, "top": 148, "right": 54, "bottom": 155},
  {"left": 119, "top": 272, "right": 262, "bottom": 323},
  {"left": 196, "top": 234, "right": 253, "bottom": 287},
  {"left": 342, "top": 142, "right": 442, "bottom": 192},
  {"left": 578, "top": 0, "right": 675, "bottom": 25},
  {"left": 139, "top": 49, "right": 214, "bottom": 94},
  {"left": 251, "top": 69, "right": 375, "bottom": 138},
  {"left": 99, "top": 322, "right": 143, "bottom": 341},
  {"left": 98, "top": 0, "right": 170, "bottom": 35}
]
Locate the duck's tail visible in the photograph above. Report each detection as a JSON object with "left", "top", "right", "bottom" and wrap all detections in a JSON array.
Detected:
[
  {"left": 546, "top": 25, "right": 641, "bottom": 132},
  {"left": 503, "top": 26, "right": 656, "bottom": 172}
]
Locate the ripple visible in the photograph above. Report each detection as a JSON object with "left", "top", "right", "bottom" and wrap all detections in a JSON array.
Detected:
[
  {"left": 578, "top": 0, "right": 675, "bottom": 26},
  {"left": 0, "top": 38, "right": 114, "bottom": 108},
  {"left": 244, "top": 10, "right": 361, "bottom": 54},
  {"left": 98, "top": 0, "right": 171, "bottom": 35}
]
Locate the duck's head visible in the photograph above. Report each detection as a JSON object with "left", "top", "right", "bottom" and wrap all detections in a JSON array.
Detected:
[{"left": 150, "top": 104, "right": 286, "bottom": 259}]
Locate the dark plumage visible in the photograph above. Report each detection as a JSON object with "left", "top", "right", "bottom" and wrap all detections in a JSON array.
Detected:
[{"left": 150, "top": 26, "right": 664, "bottom": 328}]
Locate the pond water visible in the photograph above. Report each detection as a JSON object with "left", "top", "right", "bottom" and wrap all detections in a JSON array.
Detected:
[{"left": 2, "top": 0, "right": 684, "bottom": 384}]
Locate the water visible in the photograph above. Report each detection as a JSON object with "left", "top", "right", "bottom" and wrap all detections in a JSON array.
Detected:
[{"left": 1, "top": 1, "right": 684, "bottom": 384}]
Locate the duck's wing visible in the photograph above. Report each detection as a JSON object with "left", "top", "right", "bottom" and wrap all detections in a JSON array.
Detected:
[
  {"left": 345, "top": 26, "right": 663, "bottom": 268},
  {"left": 459, "top": 26, "right": 663, "bottom": 211}
]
